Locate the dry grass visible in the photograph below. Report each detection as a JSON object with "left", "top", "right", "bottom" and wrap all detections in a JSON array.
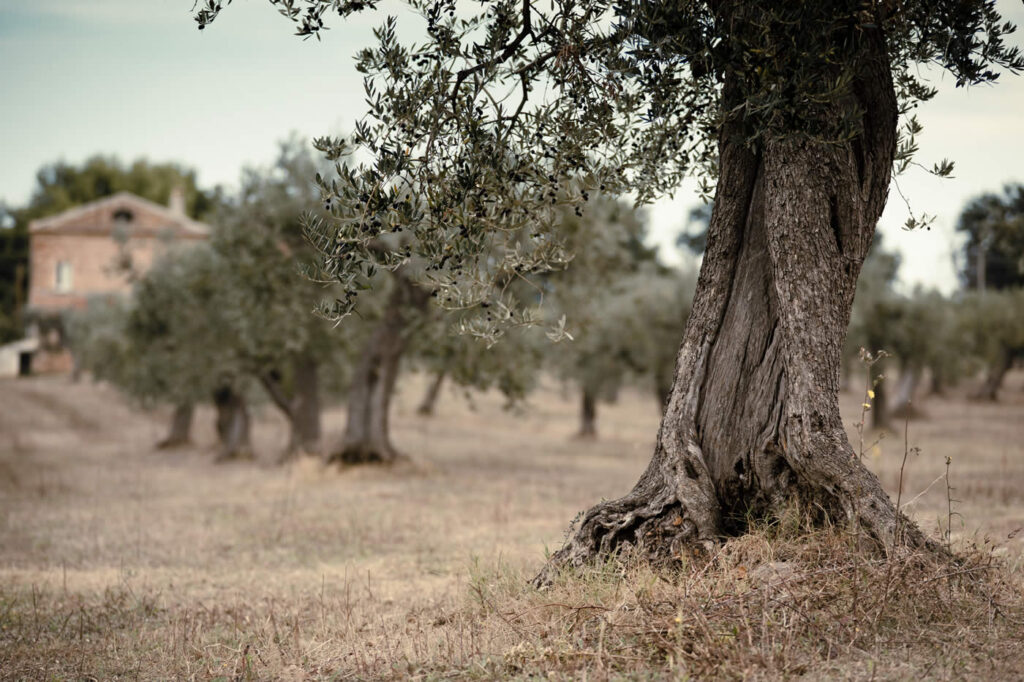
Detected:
[{"left": 1, "top": 371, "right": 1023, "bottom": 680}]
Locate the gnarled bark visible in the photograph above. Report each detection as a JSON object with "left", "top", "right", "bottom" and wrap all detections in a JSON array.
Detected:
[
  {"left": 213, "top": 386, "right": 253, "bottom": 462},
  {"left": 537, "top": 31, "right": 929, "bottom": 583},
  {"left": 156, "top": 403, "right": 194, "bottom": 449},
  {"left": 328, "top": 270, "right": 430, "bottom": 465}
]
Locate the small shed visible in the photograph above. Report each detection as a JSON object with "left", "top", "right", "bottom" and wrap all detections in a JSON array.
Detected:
[{"left": 0, "top": 337, "right": 39, "bottom": 378}]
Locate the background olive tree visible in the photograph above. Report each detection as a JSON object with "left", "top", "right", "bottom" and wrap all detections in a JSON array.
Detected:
[{"left": 70, "top": 140, "right": 358, "bottom": 461}]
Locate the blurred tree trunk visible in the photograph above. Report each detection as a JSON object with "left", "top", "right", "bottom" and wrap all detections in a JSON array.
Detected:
[
  {"left": 261, "top": 355, "right": 322, "bottom": 461},
  {"left": 890, "top": 365, "right": 922, "bottom": 419},
  {"left": 973, "top": 348, "right": 1015, "bottom": 401},
  {"left": 416, "top": 368, "right": 447, "bottom": 416},
  {"left": 537, "top": 38, "right": 930, "bottom": 582},
  {"left": 577, "top": 388, "right": 598, "bottom": 439},
  {"left": 157, "top": 403, "right": 194, "bottom": 449},
  {"left": 213, "top": 386, "right": 252, "bottom": 461},
  {"left": 328, "top": 271, "right": 430, "bottom": 465},
  {"left": 870, "top": 363, "right": 889, "bottom": 430},
  {"left": 289, "top": 356, "right": 322, "bottom": 454}
]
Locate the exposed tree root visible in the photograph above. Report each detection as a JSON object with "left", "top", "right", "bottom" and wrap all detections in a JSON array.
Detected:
[
  {"left": 155, "top": 436, "right": 191, "bottom": 450},
  {"left": 215, "top": 447, "right": 254, "bottom": 463},
  {"left": 326, "top": 443, "right": 405, "bottom": 466}
]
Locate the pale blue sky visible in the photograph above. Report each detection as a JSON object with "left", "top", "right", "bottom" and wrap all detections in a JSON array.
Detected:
[{"left": 2, "top": 0, "right": 1023, "bottom": 293}]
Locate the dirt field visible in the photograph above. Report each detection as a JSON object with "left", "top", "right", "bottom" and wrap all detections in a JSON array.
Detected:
[{"left": 1, "top": 372, "right": 1023, "bottom": 680}]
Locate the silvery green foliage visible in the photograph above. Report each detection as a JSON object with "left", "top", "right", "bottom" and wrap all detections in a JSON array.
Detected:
[
  {"left": 193, "top": 1, "right": 1023, "bottom": 340},
  {"left": 68, "top": 246, "right": 242, "bottom": 407},
  {"left": 844, "top": 239, "right": 975, "bottom": 393},
  {"left": 209, "top": 136, "right": 362, "bottom": 396},
  {"left": 957, "top": 287, "right": 1024, "bottom": 371},
  {"left": 409, "top": 243, "right": 547, "bottom": 407},
  {"left": 65, "top": 297, "right": 134, "bottom": 389},
  {"left": 411, "top": 310, "right": 545, "bottom": 408}
]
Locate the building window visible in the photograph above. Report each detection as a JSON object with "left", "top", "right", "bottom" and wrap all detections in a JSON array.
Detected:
[{"left": 55, "top": 261, "right": 73, "bottom": 293}]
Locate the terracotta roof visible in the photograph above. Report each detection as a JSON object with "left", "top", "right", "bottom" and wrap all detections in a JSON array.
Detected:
[{"left": 28, "top": 191, "right": 210, "bottom": 238}]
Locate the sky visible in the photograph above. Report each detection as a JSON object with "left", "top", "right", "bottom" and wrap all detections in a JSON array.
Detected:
[{"left": 2, "top": 0, "right": 1023, "bottom": 294}]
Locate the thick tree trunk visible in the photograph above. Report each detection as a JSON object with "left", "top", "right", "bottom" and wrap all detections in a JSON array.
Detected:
[
  {"left": 537, "top": 34, "right": 929, "bottom": 582},
  {"left": 416, "top": 368, "right": 447, "bottom": 416},
  {"left": 156, "top": 402, "right": 194, "bottom": 449},
  {"left": 972, "top": 348, "right": 1014, "bottom": 401},
  {"left": 328, "top": 271, "right": 430, "bottom": 465},
  {"left": 213, "top": 386, "right": 253, "bottom": 462},
  {"left": 577, "top": 388, "right": 598, "bottom": 439},
  {"left": 261, "top": 356, "right": 323, "bottom": 461}
]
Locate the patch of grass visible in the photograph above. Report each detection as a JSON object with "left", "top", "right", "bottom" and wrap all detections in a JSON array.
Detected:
[
  {"left": 3, "top": 528, "right": 1020, "bottom": 680},
  {"left": 458, "top": 529, "right": 1024, "bottom": 681},
  {"left": 2, "top": 374, "right": 1024, "bottom": 679}
]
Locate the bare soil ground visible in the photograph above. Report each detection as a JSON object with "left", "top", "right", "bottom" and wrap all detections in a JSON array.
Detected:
[{"left": 1, "top": 372, "right": 1023, "bottom": 680}]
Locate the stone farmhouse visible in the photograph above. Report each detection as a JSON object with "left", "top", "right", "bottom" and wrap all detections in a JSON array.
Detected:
[
  {"left": 0, "top": 190, "right": 210, "bottom": 376},
  {"left": 28, "top": 189, "right": 209, "bottom": 311}
]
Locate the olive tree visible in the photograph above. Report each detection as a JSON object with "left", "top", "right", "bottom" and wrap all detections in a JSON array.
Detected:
[
  {"left": 68, "top": 249, "right": 256, "bottom": 460},
  {"left": 958, "top": 287, "right": 1024, "bottom": 400},
  {"left": 954, "top": 185, "right": 1024, "bottom": 398},
  {"left": 846, "top": 239, "right": 970, "bottom": 426},
  {"left": 327, "top": 260, "right": 431, "bottom": 464},
  {"left": 553, "top": 264, "right": 695, "bottom": 438},
  {"left": 331, "top": 254, "right": 547, "bottom": 463},
  {"left": 547, "top": 196, "right": 654, "bottom": 437},
  {"left": 70, "top": 139, "right": 357, "bottom": 460},
  {"left": 214, "top": 137, "right": 356, "bottom": 458},
  {"left": 546, "top": 196, "right": 693, "bottom": 437},
  {"left": 411, "top": 310, "right": 544, "bottom": 417},
  {"left": 197, "top": 1, "right": 1023, "bottom": 570},
  {"left": 958, "top": 184, "right": 1024, "bottom": 291},
  {"left": 626, "top": 266, "right": 696, "bottom": 411}
]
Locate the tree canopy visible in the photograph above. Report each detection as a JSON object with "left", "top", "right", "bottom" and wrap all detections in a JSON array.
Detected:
[
  {"left": 957, "top": 183, "right": 1024, "bottom": 290},
  {"left": 194, "top": 0, "right": 1023, "bottom": 336}
]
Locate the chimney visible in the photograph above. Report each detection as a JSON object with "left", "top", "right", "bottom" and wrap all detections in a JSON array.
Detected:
[{"left": 168, "top": 186, "right": 186, "bottom": 217}]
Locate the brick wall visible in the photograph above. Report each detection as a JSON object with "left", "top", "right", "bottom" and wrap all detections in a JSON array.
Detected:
[{"left": 28, "top": 233, "right": 202, "bottom": 310}]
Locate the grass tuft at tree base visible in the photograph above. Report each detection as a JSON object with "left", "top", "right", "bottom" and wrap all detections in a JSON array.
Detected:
[{"left": 460, "top": 526, "right": 1024, "bottom": 681}]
